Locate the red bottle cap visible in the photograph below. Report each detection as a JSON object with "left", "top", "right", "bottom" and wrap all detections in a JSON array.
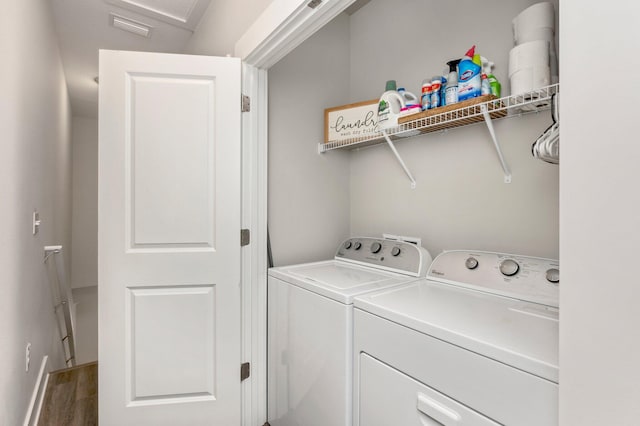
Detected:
[{"left": 464, "top": 45, "right": 476, "bottom": 58}]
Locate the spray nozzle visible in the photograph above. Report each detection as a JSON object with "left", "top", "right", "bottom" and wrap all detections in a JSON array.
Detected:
[
  {"left": 480, "top": 56, "right": 495, "bottom": 74},
  {"left": 446, "top": 59, "right": 461, "bottom": 72}
]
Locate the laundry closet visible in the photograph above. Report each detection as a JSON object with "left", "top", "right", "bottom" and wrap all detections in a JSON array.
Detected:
[
  {"left": 268, "top": 0, "right": 560, "bottom": 267},
  {"left": 266, "top": 1, "right": 560, "bottom": 424}
]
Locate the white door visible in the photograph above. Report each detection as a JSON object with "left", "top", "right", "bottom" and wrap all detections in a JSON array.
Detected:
[{"left": 98, "top": 50, "right": 242, "bottom": 425}]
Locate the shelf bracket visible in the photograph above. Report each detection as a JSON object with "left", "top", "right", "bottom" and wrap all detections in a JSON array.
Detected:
[
  {"left": 481, "top": 104, "right": 512, "bottom": 183},
  {"left": 382, "top": 130, "right": 417, "bottom": 189}
]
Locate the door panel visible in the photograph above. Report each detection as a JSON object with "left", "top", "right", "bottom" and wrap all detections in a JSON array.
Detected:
[
  {"left": 127, "top": 285, "right": 215, "bottom": 402},
  {"left": 126, "top": 73, "right": 216, "bottom": 249},
  {"left": 99, "top": 50, "right": 241, "bottom": 425}
]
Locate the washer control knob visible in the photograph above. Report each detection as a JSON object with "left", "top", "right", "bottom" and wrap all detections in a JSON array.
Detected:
[
  {"left": 391, "top": 247, "right": 401, "bottom": 257},
  {"left": 344, "top": 241, "right": 352, "bottom": 250},
  {"left": 465, "top": 257, "right": 479, "bottom": 270},
  {"left": 371, "top": 242, "right": 382, "bottom": 254},
  {"left": 354, "top": 242, "right": 362, "bottom": 250},
  {"left": 546, "top": 268, "right": 560, "bottom": 284},
  {"left": 499, "top": 259, "right": 520, "bottom": 276}
]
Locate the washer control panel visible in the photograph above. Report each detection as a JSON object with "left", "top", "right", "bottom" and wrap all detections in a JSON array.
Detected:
[
  {"left": 428, "top": 250, "right": 559, "bottom": 307},
  {"left": 335, "top": 237, "right": 432, "bottom": 277}
]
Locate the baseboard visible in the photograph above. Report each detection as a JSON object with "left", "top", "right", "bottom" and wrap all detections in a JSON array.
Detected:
[{"left": 23, "top": 355, "right": 50, "bottom": 426}]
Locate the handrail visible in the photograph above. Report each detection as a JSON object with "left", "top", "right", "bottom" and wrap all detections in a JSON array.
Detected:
[{"left": 44, "top": 246, "right": 76, "bottom": 367}]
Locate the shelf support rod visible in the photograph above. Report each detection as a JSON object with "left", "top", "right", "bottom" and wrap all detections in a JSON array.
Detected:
[
  {"left": 481, "top": 104, "right": 512, "bottom": 183},
  {"left": 382, "top": 130, "right": 417, "bottom": 189}
]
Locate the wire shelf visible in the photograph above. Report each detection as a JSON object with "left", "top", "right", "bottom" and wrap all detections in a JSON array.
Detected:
[{"left": 319, "top": 84, "right": 559, "bottom": 153}]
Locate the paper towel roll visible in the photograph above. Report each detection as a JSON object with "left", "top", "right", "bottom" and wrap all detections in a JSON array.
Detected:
[
  {"left": 513, "top": 2, "right": 555, "bottom": 45},
  {"left": 509, "top": 40, "right": 550, "bottom": 77}
]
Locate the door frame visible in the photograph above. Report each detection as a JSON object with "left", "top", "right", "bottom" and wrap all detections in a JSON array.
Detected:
[{"left": 237, "top": 1, "right": 356, "bottom": 424}]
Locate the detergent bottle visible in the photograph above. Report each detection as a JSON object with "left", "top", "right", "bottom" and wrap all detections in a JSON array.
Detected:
[
  {"left": 458, "top": 45, "right": 482, "bottom": 101},
  {"left": 377, "top": 80, "right": 405, "bottom": 130},
  {"left": 397, "top": 87, "right": 422, "bottom": 115}
]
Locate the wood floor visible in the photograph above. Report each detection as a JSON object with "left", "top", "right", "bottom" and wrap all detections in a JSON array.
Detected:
[{"left": 38, "top": 361, "right": 98, "bottom": 426}]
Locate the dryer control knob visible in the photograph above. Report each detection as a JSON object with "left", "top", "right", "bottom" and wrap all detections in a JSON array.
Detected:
[
  {"left": 546, "top": 268, "right": 560, "bottom": 284},
  {"left": 465, "top": 257, "right": 479, "bottom": 270},
  {"left": 371, "top": 242, "right": 382, "bottom": 254},
  {"left": 499, "top": 259, "right": 520, "bottom": 276},
  {"left": 344, "top": 241, "right": 352, "bottom": 249},
  {"left": 354, "top": 242, "right": 362, "bottom": 250},
  {"left": 391, "top": 247, "right": 401, "bottom": 256}
]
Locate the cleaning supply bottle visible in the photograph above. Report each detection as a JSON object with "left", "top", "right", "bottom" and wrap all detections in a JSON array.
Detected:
[
  {"left": 421, "top": 79, "right": 432, "bottom": 110},
  {"left": 377, "top": 80, "right": 405, "bottom": 130},
  {"left": 486, "top": 62, "right": 502, "bottom": 97},
  {"left": 430, "top": 76, "right": 442, "bottom": 109},
  {"left": 481, "top": 72, "right": 491, "bottom": 96},
  {"left": 458, "top": 45, "right": 482, "bottom": 101},
  {"left": 480, "top": 56, "right": 491, "bottom": 96},
  {"left": 444, "top": 59, "right": 460, "bottom": 105},
  {"left": 440, "top": 75, "right": 447, "bottom": 107},
  {"left": 397, "top": 87, "right": 421, "bottom": 115},
  {"left": 480, "top": 59, "right": 502, "bottom": 97}
]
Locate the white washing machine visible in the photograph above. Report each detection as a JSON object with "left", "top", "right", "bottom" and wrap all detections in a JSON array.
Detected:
[
  {"left": 353, "top": 250, "right": 559, "bottom": 426},
  {"left": 268, "top": 237, "right": 432, "bottom": 426}
]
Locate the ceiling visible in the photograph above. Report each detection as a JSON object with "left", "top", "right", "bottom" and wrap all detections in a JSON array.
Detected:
[
  {"left": 51, "top": 0, "right": 374, "bottom": 119},
  {"left": 51, "top": 0, "right": 212, "bottom": 118}
]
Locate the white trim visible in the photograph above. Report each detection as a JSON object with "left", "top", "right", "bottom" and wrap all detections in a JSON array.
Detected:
[
  {"left": 235, "top": 0, "right": 356, "bottom": 68},
  {"left": 237, "top": 1, "right": 357, "bottom": 424},
  {"left": 23, "top": 355, "right": 50, "bottom": 426},
  {"left": 241, "top": 64, "right": 269, "bottom": 426}
]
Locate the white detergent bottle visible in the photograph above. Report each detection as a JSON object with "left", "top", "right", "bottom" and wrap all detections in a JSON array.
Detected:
[
  {"left": 397, "top": 87, "right": 421, "bottom": 115},
  {"left": 377, "top": 80, "right": 405, "bottom": 130}
]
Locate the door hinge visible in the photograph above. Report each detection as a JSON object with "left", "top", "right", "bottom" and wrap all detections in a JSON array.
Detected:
[
  {"left": 241, "top": 229, "right": 250, "bottom": 246},
  {"left": 307, "top": 0, "right": 322, "bottom": 9},
  {"left": 241, "top": 94, "right": 250, "bottom": 112},
  {"left": 241, "top": 362, "right": 250, "bottom": 381}
]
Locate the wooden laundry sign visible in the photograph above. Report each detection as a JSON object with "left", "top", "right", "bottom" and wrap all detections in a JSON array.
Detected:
[{"left": 324, "top": 99, "right": 380, "bottom": 144}]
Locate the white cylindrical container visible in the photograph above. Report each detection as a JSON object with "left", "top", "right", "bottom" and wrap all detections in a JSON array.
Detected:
[
  {"left": 509, "top": 40, "right": 550, "bottom": 95},
  {"left": 510, "top": 67, "right": 551, "bottom": 95},
  {"left": 512, "top": 2, "right": 555, "bottom": 45}
]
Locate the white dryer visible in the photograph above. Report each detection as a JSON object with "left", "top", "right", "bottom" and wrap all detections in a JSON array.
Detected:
[
  {"left": 353, "top": 250, "right": 559, "bottom": 426},
  {"left": 268, "top": 237, "right": 432, "bottom": 426}
]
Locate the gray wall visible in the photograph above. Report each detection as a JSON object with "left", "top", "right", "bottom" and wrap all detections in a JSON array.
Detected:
[
  {"left": 268, "top": 14, "right": 352, "bottom": 266},
  {"left": 184, "top": 0, "right": 273, "bottom": 56},
  {"left": 348, "top": 0, "right": 559, "bottom": 259},
  {"left": 71, "top": 117, "right": 98, "bottom": 289},
  {"left": 269, "top": 0, "right": 559, "bottom": 263},
  {"left": 0, "top": 0, "right": 72, "bottom": 423}
]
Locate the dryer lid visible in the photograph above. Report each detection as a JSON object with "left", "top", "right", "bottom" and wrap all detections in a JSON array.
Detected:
[{"left": 354, "top": 280, "right": 559, "bottom": 382}]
